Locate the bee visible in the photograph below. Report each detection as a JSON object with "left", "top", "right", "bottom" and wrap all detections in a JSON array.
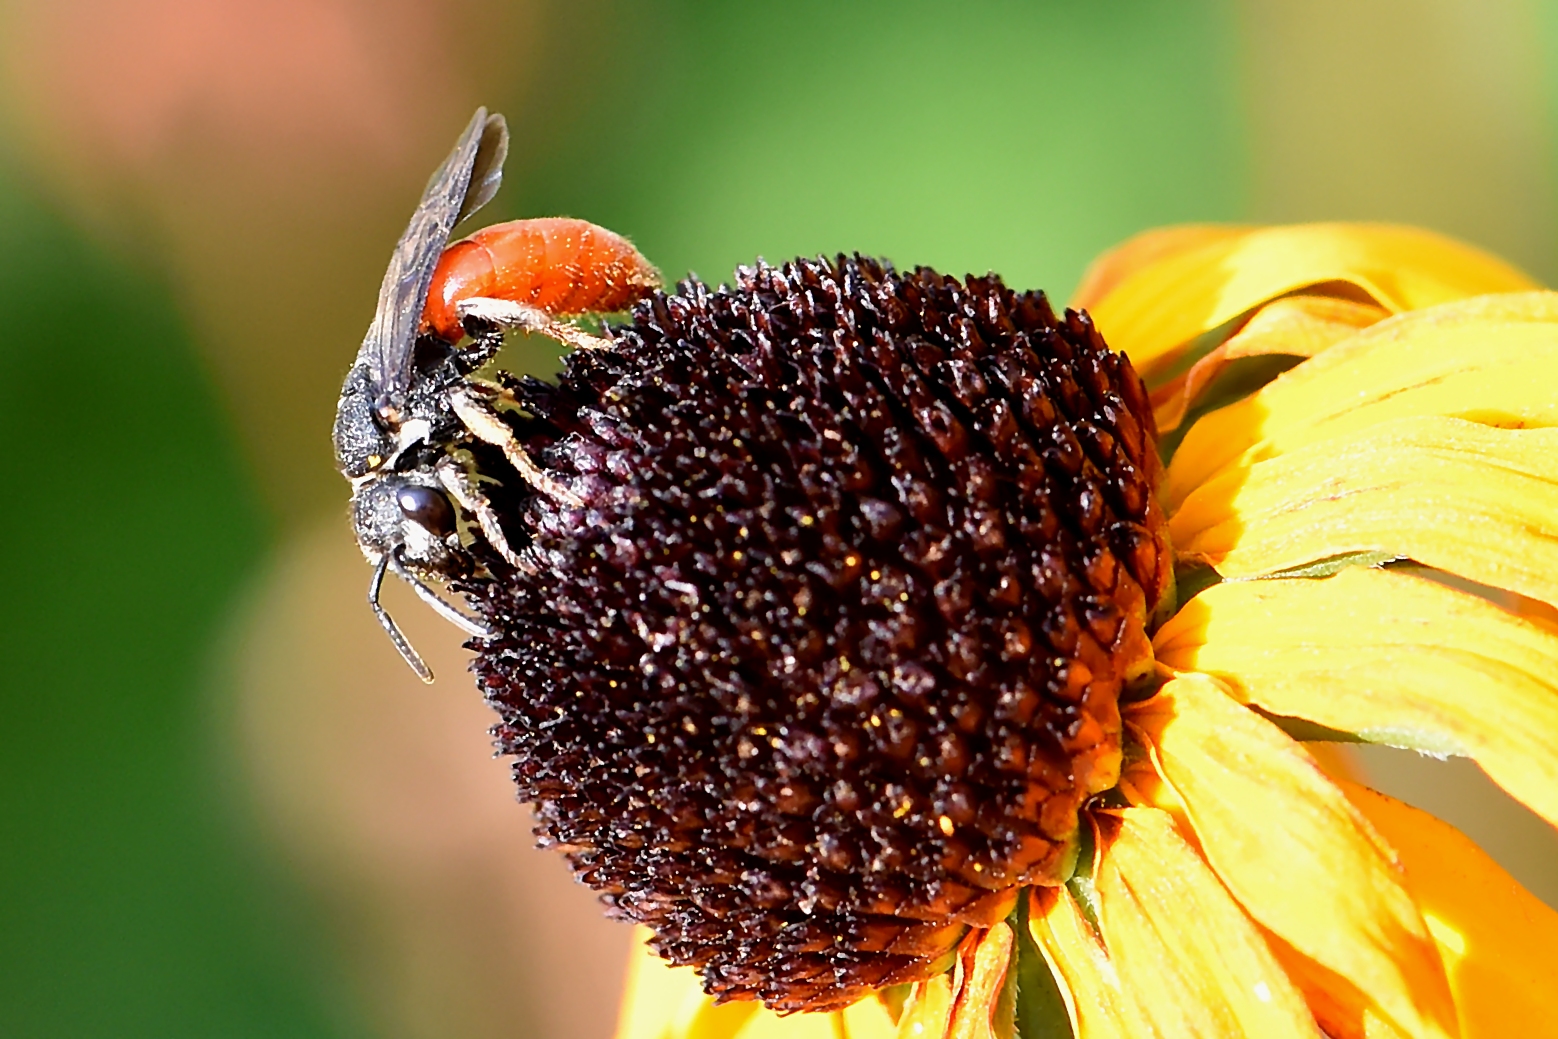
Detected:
[{"left": 332, "top": 107, "right": 661, "bottom": 681}]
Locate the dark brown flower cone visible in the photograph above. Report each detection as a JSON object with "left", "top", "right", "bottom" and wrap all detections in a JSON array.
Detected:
[{"left": 464, "top": 255, "right": 1172, "bottom": 1011}]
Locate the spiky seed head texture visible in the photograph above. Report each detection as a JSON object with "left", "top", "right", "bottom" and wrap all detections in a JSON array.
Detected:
[{"left": 466, "top": 256, "right": 1171, "bottom": 1011}]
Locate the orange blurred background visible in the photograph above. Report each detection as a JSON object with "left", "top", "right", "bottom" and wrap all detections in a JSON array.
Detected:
[{"left": 0, "top": 2, "right": 1554, "bottom": 1037}]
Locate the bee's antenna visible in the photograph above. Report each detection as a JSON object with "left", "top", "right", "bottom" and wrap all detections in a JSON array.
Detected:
[{"left": 369, "top": 554, "right": 435, "bottom": 684}]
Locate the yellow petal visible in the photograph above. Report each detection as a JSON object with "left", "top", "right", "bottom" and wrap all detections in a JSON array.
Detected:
[
  {"left": 1154, "top": 566, "right": 1558, "bottom": 829},
  {"left": 1127, "top": 674, "right": 1456, "bottom": 1039},
  {"left": 1169, "top": 417, "right": 1558, "bottom": 609},
  {"left": 896, "top": 974, "right": 954, "bottom": 1039},
  {"left": 1219, "top": 294, "right": 1392, "bottom": 360},
  {"left": 947, "top": 924, "right": 1014, "bottom": 1039},
  {"left": 1093, "top": 807, "right": 1321, "bottom": 1037},
  {"left": 614, "top": 964, "right": 895, "bottom": 1039},
  {"left": 1304, "top": 741, "right": 1369, "bottom": 785},
  {"left": 1166, "top": 292, "right": 1558, "bottom": 507},
  {"left": 732, "top": 1009, "right": 842, "bottom": 1039},
  {"left": 1152, "top": 294, "right": 1389, "bottom": 432},
  {"left": 615, "top": 929, "right": 759, "bottom": 1039},
  {"left": 1341, "top": 783, "right": 1558, "bottom": 1038},
  {"left": 839, "top": 997, "right": 900, "bottom": 1039},
  {"left": 1027, "top": 886, "right": 1151, "bottom": 1039},
  {"left": 1079, "top": 224, "right": 1537, "bottom": 374},
  {"left": 1071, "top": 224, "right": 1251, "bottom": 314}
]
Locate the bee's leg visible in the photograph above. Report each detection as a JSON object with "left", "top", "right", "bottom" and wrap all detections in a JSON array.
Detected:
[
  {"left": 460, "top": 375, "right": 521, "bottom": 407},
  {"left": 454, "top": 329, "right": 506, "bottom": 374},
  {"left": 434, "top": 455, "right": 535, "bottom": 572},
  {"left": 369, "top": 555, "right": 434, "bottom": 684},
  {"left": 446, "top": 384, "right": 584, "bottom": 506},
  {"left": 456, "top": 296, "right": 617, "bottom": 353},
  {"left": 388, "top": 549, "right": 495, "bottom": 638}
]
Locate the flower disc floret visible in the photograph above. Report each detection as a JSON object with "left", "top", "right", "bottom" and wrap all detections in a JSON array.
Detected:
[{"left": 467, "top": 255, "right": 1172, "bottom": 1010}]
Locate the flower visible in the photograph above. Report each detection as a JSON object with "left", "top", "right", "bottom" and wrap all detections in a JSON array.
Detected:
[
  {"left": 462, "top": 224, "right": 1558, "bottom": 1039},
  {"left": 472, "top": 260, "right": 1173, "bottom": 1009}
]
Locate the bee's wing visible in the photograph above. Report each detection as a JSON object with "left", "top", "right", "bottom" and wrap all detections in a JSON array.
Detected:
[
  {"left": 358, "top": 107, "right": 509, "bottom": 404},
  {"left": 459, "top": 111, "right": 508, "bottom": 225}
]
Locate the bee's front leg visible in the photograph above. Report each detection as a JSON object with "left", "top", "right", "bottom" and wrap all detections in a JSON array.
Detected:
[
  {"left": 445, "top": 383, "right": 583, "bottom": 506},
  {"left": 435, "top": 454, "right": 534, "bottom": 572}
]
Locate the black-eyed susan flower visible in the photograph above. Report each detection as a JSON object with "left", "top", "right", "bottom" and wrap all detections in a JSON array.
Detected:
[{"left": 462, "top": 224, "right": 1558, "bottom": 1039}]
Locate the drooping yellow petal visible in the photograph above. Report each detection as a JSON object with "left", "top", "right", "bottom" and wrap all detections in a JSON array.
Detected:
[
  {"left": 1027, "top": 887, "right": 1151, "bottom": 1039},
  {"left": 1093, "top": 807, "right": 1321, "bottom": 1037},
  {"left": 1166, "top": 292, "right": 1558, "bottom": 507},
  {"left": 1303, "top": 741, "right": 1368, "bottom": 785},
  {"left": 731, "top": 1008, "right": 842, "bottom": 1039},
  {"left": 896, "top": 974, "right": 954, "bottom": 1039},
  {"left": 1169, "top": 417, "right": 1558, "bottom": 609},
  {"left": 839, "top": 998, "right": 900, "bottom": 1039},
  {"left": 1154, "top": 566, "right": 1558, "bottom": 829},
  {"left": 947, "top": 924, "right": 1014, "bottom": 1039},
  {"left": 734, "top": 1004, "right": 900, "bottom": 1039},
  {"left": 1072, "top": 224, "right": 1250, "bottom": 314},
  {"left": 1152, "top": 294, "right": 1389, "bottom": 432},
  {"left": 724, "top": 997, "right": 898, "bottom": 1039},
  {"left": 1078, "top": 224, "right": 1536, "bottom": 374},
  {"left": 1126, "top": 674, "right": 1456, "bottom": 1039},
  {"left": 1218, "top": 294, "right": 1392, "bottom": 361},
  {"left": 614, "top": 931, "right": 893, "bottom": 1039},
  {"left": 1341, "top": 783, "right": 1558, "bottom": 1038},
  {"left": 615, "top": 930, "right": 759, "bottom": 1039}
]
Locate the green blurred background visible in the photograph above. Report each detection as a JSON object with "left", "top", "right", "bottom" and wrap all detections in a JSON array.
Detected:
[{"left": 1, "top": 1, "right": 1555, "bottom": 1036}]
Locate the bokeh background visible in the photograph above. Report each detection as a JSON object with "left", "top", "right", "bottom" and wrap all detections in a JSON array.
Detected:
[{"left": 2, "top": 1, "right": 1556, "bottom": 1036}]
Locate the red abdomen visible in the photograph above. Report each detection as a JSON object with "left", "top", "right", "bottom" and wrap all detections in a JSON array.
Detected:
[{"left": 420, "top": 217, "right": 661, "bottom": 342}]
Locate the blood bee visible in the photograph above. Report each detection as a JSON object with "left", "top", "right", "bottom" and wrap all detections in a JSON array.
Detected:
[{"left": 332, "top": 108, "right": 661, "bottom": 681}]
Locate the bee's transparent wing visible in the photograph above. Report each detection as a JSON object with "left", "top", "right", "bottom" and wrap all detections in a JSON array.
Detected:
[
  {"left": 358, "top": 107, "right": 509, "bottom": 404},
  {"left": 459, "top": 112, "right": 508, "bottom": 225}
]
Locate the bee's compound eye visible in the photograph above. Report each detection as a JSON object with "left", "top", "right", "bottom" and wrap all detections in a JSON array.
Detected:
[{"left": 397, "top": 485, "right": 456, "bottom": 536}]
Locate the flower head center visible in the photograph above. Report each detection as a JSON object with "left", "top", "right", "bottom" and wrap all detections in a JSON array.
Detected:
[{"left": 469, "top": 255, "right": 1171, "bottom": 1010}]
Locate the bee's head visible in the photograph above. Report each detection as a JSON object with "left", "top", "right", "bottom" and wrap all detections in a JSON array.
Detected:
[{"left": 350, "top": 472, "right": 468, "bottom": 579}]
